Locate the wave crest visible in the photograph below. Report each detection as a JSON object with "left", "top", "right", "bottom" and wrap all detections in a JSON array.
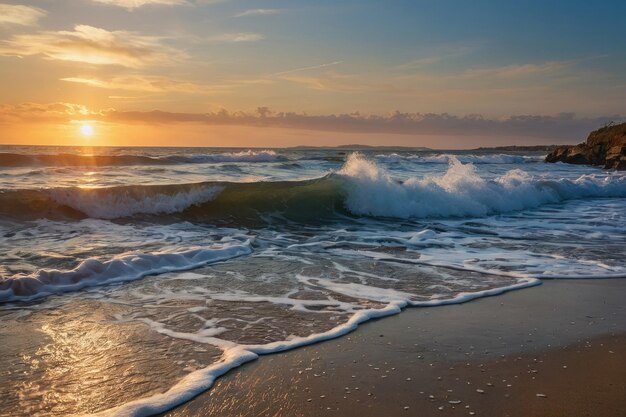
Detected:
[
  {"left": 49, "top": 184, "right": 223, "bottom": 219},
  {"left": 338, "top": 153, "right": 626, "bottom": 218}
]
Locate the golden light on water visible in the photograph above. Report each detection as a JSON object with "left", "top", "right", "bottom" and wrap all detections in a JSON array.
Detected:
[{"left": 80, "top": 124, "right": 94, "bottom": 137}]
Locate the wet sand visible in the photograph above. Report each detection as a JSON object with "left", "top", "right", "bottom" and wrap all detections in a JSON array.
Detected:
[{"left": 161, "top": 279, "right": 626, "bottom": 417}]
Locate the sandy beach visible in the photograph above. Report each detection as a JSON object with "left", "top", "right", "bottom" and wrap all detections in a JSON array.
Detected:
[{"left": 161, "top": 279, "right": 626, "bottom": 417}]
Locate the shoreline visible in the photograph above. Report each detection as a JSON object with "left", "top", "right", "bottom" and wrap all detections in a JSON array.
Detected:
[{"left": 160, "top": 279, "right": 626, "bottom": 417}]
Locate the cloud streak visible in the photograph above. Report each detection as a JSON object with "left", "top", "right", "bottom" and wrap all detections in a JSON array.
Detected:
[
  {"left": 61, "top": 75, "right": 232, "bottom": 94},
  {"left": 0, "top": 4, "right": 46, "bottom": 26},
  {"left": 2, "top": 102, "right": 622, "bottom": 140},
  {"left": 0, "top": 25, "right": 182, "bottom": 67},
  {"left": 235, "top": 9, "right": 283, "bottom": 17},
  {"left": 91, "top": 0, "right": 187, "bottom": 9},
  {"left": 207, "top": 32, "right": 265, "bottom": 42},
  {"left": 272, "top": 61, "right": 343, "bottom": 76}
]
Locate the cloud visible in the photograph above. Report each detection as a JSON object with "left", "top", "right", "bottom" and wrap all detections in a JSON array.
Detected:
[
  {"left": 0, "top": 4, "right": 46, "bottom": 26},
  {"left": 279, "top": 71, "right": 364, "bottom": 92},
  {"left": 397, "top": 60, "right": 571, "bottom": 85},
  {"left": 271, "top": 62, "right": 356, "bottom": 92},
  {"left": 104, "top": 109, "right": 620, "bottom": 140},
  {"left": 463, "top": 61, "right": 569, "bottom": 79},
  {"left": 207, "top": 32, "right": 264, "bottom": 42},
  {"left": 272, "top": 61, "right": 343, "bottom": 76},
  {"left": 235, "top": 8, "right": 283, "bottom": 17},
  {"left": 60, "top": 75, "right": 232, "bottom": 94},
  {"left": 91, "top": 0, "right": 187, "bottom": 9},
  {"left": 0, "top": 102, "right": 103, "bottom": 124},
  {"left": 0, "top": 25, "right": 182, "bottom": 67},
  {"left": 3, "top": 102, "right": 621, "bottom": 141},
  {"left": 90, "top": 0, "right": 226, "bottom": 9}
]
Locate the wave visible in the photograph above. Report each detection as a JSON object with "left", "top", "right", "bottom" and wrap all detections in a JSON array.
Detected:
[
  {"left": 339, "top": 154, "right": 626, "bottom": 218},
  {"left": 1, "top": 154, "right": 625, "bottom": 222},
  {"left": 0, "top": 242, "right": 252, "bottom": 302},
  {"left": 376, "top": 153, "right": 541, "bottom": 164},
  {"left": 171, "top": 150, "right": 285, "bottom": 163},
  {"left": 0, "top": 150, "right": 285, "bottom": 167},
  {"left": 48, "top": 184, "right": 223, "bottom": 219},
  {"left": 0, "top": 178, "right": 343, "bottom": 223}
]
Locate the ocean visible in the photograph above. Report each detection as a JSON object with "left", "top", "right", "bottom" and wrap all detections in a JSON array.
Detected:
[{"left": 0, "top": 145, "right": 625, "bottom": 417}]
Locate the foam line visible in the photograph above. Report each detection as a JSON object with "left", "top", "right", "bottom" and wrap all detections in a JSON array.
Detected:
[
  {"left": 90, "top": 278, "right": 539, "bottom": 417},
  {"left": 0, "top": 242, "right": 252, "bottom": 302}
]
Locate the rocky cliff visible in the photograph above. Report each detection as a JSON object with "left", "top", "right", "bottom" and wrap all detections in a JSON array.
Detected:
[{"left": 545, "top": 122, "right": 626, "bottom": 170}]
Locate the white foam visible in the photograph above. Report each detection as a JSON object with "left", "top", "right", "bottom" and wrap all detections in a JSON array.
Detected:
[
  {"left": 377, "top": 153, "right": 541, "bottom": 164},
  {"left": 179, "top": 150, "right": 284, "bottom": 163},
  {"left": 338, "top": 153, "right": 626, "bottom": 219},
  {"left": 0, "top": 241, "right": 252, "bottom": 302},
  {"left": 49, "top": 185, "right": 223, "bottom": 219},
  {"left": 90, "top": 275, "right": 538, "bottom": 417}
]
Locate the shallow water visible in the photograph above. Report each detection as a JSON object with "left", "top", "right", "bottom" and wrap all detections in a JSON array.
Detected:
[{"left": 1, "top": 145, "right": 624, "bottom": 416}]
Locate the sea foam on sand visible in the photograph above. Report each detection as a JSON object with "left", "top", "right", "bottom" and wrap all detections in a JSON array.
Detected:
[{"left": 92, "top": 277, "right": 539, "bottom": 417}]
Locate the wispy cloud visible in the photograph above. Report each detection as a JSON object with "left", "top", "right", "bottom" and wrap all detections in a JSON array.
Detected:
[
  {"left": 279, "top": 71, "right": 364, "bottom": 92},
  {"left": 61, "top": 75, "right": 232, "bottom": 94},
  {"left": 463, "top": 61, "right": 569, "bottom": 79},
  {"left": 272, "top": 61, "right": 343, "bottom": 77},
  {"left": 0, "top": 4, "right": 46, "bottom": 26},
  {"left": 394, "top": 43, "right": 482, "bottom": 71},
  {"left": 91, "top": 0, "right": 187, "bottom": 9},
  {"left": 0, "top": 25, "right": 182, "bottom": 67},
  {"left": 235, "top": 8, "right": 283, "bottom": 18},
  {"left": 91, "top": 0, "right": 227, "bottom": 9},
  {"left": 207, "top": 32, "right": 264, "bottom": 42},
  {"left": 394, "top": 60, "right": 573, "bottom": 87}
]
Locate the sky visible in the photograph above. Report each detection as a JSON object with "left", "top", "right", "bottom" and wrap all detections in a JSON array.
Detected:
[{"left": 0, "top": 0, "right": 625, "bottom": 148}]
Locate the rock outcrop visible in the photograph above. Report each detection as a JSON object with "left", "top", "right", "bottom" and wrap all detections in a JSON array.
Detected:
[{"left": 546, "top": 122, "right": 626, "bottom": 170}]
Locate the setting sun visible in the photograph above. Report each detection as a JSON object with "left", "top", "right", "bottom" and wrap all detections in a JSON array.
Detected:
[{"left": 80, "top": 123, "right": 94, "bottom": 137}]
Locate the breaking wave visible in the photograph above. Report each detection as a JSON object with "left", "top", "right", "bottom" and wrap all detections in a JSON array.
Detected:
[
  {"left": 339, "top": 154, "right": 626, "bottom": 218},
  {"left": 1, "top": 154, "right": 624, "bottom": 222},
  {"left": 0, "top": 242, "right": 252, "bottom": 302}
]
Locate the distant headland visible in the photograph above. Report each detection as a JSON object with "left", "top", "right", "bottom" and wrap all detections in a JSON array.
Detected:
[{"left": 546, "top": 122, "right": 626, "bottom": 170}]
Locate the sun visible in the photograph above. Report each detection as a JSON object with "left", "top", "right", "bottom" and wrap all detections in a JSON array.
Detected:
[{"left": 80, "top": 123, "right": 94, "bottom": 137}]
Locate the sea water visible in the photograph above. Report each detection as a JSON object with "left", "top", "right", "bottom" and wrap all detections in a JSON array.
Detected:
[{"left": 0, "top": 145, "right": 624, "bottom": 416}]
